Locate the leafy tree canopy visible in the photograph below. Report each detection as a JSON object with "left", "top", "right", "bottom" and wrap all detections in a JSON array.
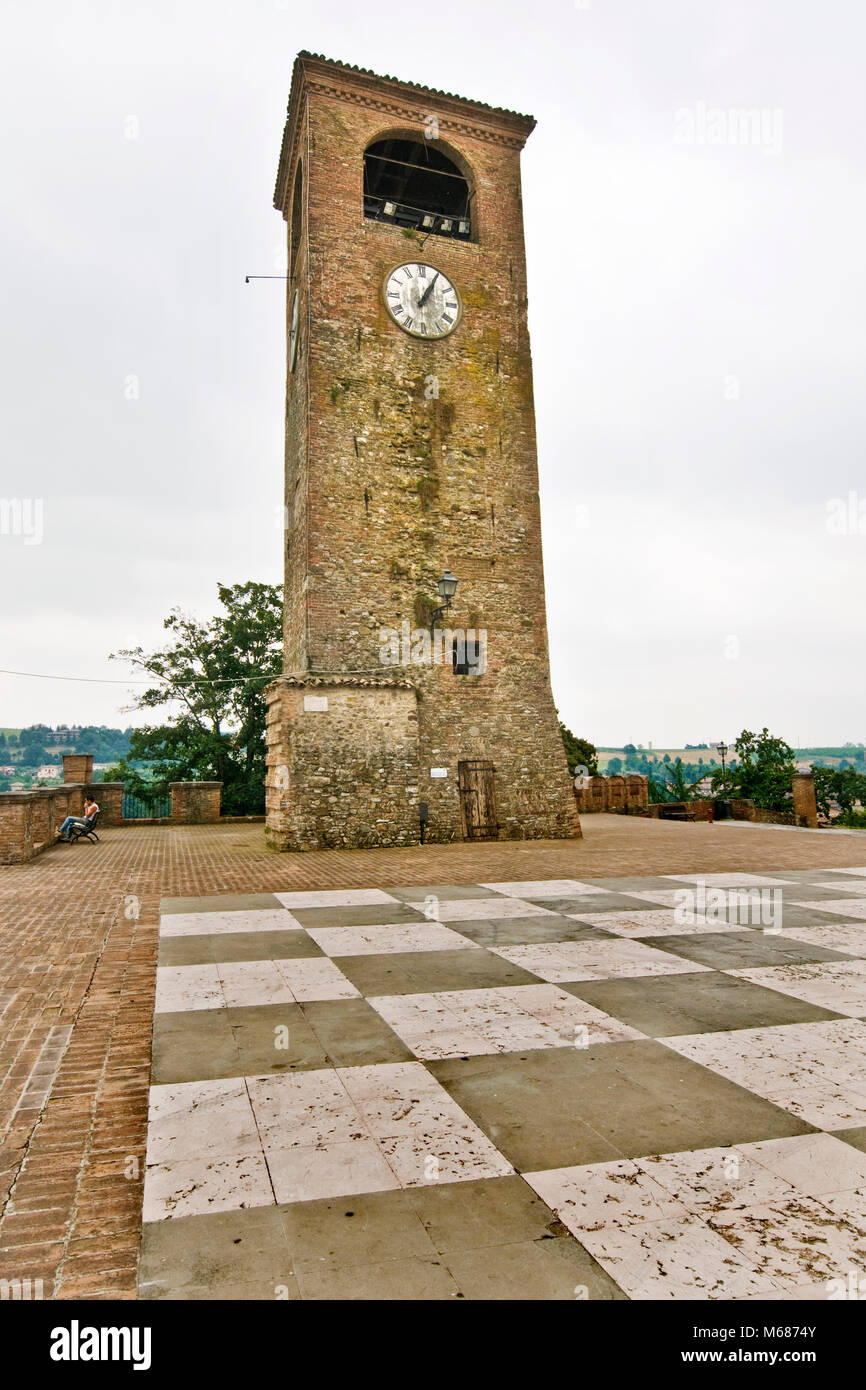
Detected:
[
  {"left": 558, "top": 723, "right": 598, "bottom": 777},
  {"left": 710, "top": 728, "right": 796, "bottom": 811},
  {"left": 108, "top": 581, "right": 283, "bottom": 816}
]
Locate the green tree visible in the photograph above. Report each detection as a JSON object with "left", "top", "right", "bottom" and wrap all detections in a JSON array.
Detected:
[
  {"left": 652, "top": 758, "right": 708, "bottom": 803},
  {"left": 812, "top": 765, "right": 866, "bottom": 820},
  {"left": 109, "top": 581, "right": 283, "bottom": 815},
  {"left": 606, "top": 756, "right": 623, "bottom": 774},
  {"left": 710, "top": 728, "right": 796, "bottom": 811},
  {"left": 558, "top": 723, "right": 598, "bottom": 777}
]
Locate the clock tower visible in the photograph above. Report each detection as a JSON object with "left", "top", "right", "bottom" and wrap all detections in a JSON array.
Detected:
[{"left": 265, "top": 53, "right": 581, "bottom": 850}]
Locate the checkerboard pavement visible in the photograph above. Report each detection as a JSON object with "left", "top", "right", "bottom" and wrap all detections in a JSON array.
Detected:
[{"left": 140, "top": 868, "right": 866, "bottom": 1300}]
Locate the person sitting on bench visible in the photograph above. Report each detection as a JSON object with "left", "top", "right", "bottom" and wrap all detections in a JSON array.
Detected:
[{"left": 57, "top": 796, "right": 99, "bottom": 842}]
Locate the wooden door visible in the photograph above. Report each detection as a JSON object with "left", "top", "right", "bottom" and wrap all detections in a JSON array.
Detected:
[{"left": 458, "top": 760, "right": 499, "bottom": 840}]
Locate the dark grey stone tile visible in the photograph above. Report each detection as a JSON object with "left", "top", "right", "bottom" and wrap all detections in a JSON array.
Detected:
[
  {"left": 644, "top": 931, "right": 852, "bottom": 970},
  {"left": 337, "top": 947, "right": 541, "bottom": 997},
  {"left": 564, "top": 971, "right": 843, "bottom": 1037},
  {"left": 160, "top": 894, "right": 283, "bottom": 914},
  {"left": 287, "top": 904, "right": 427, "bottom": 928},
  {"left": 158, "top": 929, "right": 322, "bottom": 967},
  {"left": 139, "top": 1205, "right": 294, "bottom": 1300},
  {"left": 449, "top": 917, "right": 613, "bottom": 948},
  {"left": 300, "top": 998, "right": 415, "bottom": 1066},
  {"left": 428, "top": 1040, "right": 813, "bottom": 1171}
]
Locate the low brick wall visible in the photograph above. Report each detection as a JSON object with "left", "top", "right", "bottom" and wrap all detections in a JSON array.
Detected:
[
  {"left": 85, "top": 782, "right": 123, "bottom": 827},
  {"left": 0, "top": 784, "right": 86, "bottom": 864},
  {"left": 170, "top": 782, "right": 222, "bottom": 824},
  {"left": 0, "top": 779, "right": 224, "bottom": 863},
  {"left": 648, "top": 800, "right": 714, "bottom": 822},
  {"left": 62, "top": 754, "right": 93, "bottom": 784},
  {"left": 574, "top": 774, "right": 649, "bottom": 815},
  {"left": 730, "top": 797, "right": 796, "bottom": 827}
]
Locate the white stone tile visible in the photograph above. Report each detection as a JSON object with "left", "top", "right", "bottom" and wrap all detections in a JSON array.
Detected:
[
  {"left": 369, "top": 984, "right": 641, "bottom": 1058},
  {"left": 741, "top": 1133, "right": 866, "bottom": 1199},
  {"left": 636, "top": 1147, "right": 796, "bottom": 1213},
  {"left": 479, "top": 880, "right": 601, "bottom": 898},
  {"left": 707, "top": 1196, "right": 866, "bottom": 1289},
  {"left": 491, "top": 939, "right": 710, "bottom": 983},
  {"left": 570, "top": 909, "right": 742, "bottom": 938},
  {"left": 274, "top": 889, "right": 399, "bottom": 908},
  {"left": 730, "top": 960, "right": 866, "bottom": 1017},
  {"left": 305, "top": 923, "right": 475, "bottom": 956},
  {"left": 247, "top": 1070, "right": 368, "bottom": 1150},
  {"left": 669, "top": 874, "right": 794, "bottom": 888},
  {"left": 147, "top": 1078, "right": 259, "bottom": 1164},
  {"left": 663, "top": 1019, "right": 866, "bottom": 1122},
  {"left": 216, "top": 960, "right": 295, "bottom": 1009},
  {"left": 154, "top": 964, "right": 223, "bottom": 1014},
  {"left": 265, "top": 1136, "right": 400, "bottom": 1204},
  {"left": 767, "top": 1086, "right": 866, "bottom": 1130},
  {"left": 160, "top": 908, "right": 303, "bottom": 937},
  {"left": 442, "top": 988, "right": 559, "bottom": 1052},
  {"left": 273, "top": 957, "right": 360, "bottom": 1002},
  {"left": 620, "top": 890, "right": 692, "bottom": 907},
  {"left": 792, "top": 897, "right": 866, "bottom": 919},
  {"left": 811, "top": 881, "right": 866, "bottom": 894},
  {"left": 142, "top": 1154, "right": 273, "bottom": 1221},
  {"left": 817, "top": 1187, "right": 866, "bottom": 1232},
  {"left": 525, "top": 1160, "right": 690, "bottom": 1230},
  {"left": 434, "top": 897, "right": 557, "bottom": 921},
  {"left": 377, "top": 1130, "right": 513, "bottom": 1187},
  {"left": 772, "top": 924, "right": 866, "bottom": 957},
  {"left": 336, "top": 1060, "right": 448, "bottom": 1118},
  {"left": 569, "top": 1211, "right": 781, "bottom": 1299},
  {"left": 735, "top": 1281, "right": 836, "bottom": 1301},
  {"left": 494, "top": 983, "right": 645, "bottom": 1046},
  {"left": 367, "top": 994, "right": 498, "bottom": 1061},
  {"left": 333, "top": 1061, "right": 513, "bottom": 1186}
]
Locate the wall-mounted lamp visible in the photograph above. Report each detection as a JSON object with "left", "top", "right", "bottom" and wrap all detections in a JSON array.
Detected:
[{"left": 430, "top": 569, "right": 458, "bottom": 632}]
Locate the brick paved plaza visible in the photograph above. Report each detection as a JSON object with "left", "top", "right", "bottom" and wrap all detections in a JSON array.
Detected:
[{"left": 3, "top": 816, "right": 866, "bottom": 1300}]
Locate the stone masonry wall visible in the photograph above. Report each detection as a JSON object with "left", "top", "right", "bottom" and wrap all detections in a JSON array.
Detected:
[
  {"left": 266, "top": 677, "right": 420, "bottom": 851},
  {"left": 269, "top": 55, "right": 580, "bottom": 847}
]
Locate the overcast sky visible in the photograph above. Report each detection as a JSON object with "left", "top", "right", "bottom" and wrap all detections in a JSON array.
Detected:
[{"left": 1, "top": 0, "right": 864, "bottom": 747}]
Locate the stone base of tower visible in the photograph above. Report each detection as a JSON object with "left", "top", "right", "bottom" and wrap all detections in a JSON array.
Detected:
[
  {"left": 265, "top": 674, "right": 581, "bottom": 852},
  {"left": 265, "top": 676, "right": 423, "bottom": 852}
]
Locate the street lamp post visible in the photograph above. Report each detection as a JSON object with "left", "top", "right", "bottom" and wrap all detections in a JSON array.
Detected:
[{"left": 717, "top": 741, "right": 729, "bottom": 798}]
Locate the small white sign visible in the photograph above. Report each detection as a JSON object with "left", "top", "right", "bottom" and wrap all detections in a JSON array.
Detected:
[
  {"left": 430, "top": 767, "right": 448, "bottom": 778},
  {"left": 303, "top": 695, "right": 328, "bottom": 712}
]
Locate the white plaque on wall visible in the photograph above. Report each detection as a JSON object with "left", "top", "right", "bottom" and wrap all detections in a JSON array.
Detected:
[
  {"left": 303, "top": 695, "right": 328, "bottom": 712},
  {"left": 430, "top": 767, "right": 448, "bottom": 778}
]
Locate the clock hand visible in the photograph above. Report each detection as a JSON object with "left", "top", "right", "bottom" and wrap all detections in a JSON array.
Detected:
[{"left": 418, "top": 271, "right": 439, "bottom": 307}]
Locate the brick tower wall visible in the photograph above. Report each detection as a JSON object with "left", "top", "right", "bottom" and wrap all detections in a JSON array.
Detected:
[{"left": 269, "top": 55, "right": 580, "bottom": 845}]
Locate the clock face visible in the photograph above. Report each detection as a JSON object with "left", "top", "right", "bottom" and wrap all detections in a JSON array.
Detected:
[
  {"left": 383, "top": 264, "right": 461, "bottom": 339},
  {"left": 289, "top": 289, "right": 299, "bottom": 370}
]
